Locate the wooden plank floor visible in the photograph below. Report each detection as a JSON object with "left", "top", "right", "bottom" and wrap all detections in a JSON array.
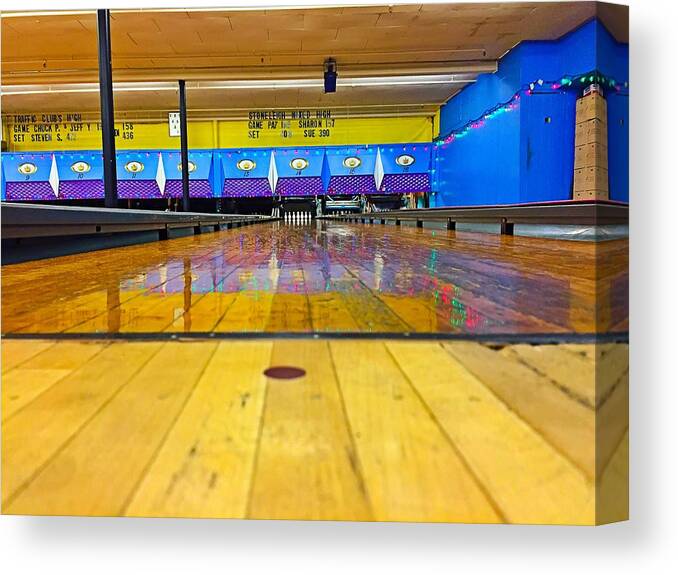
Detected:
[
  {"left": 1, "top": 222, "right": 628, "bottom": 336},
  {"left": 0, "top": 222, "right": 628, "bottom": 524},
  {"left": 1, "top": 338, "right": 628, "bottom": 524}
]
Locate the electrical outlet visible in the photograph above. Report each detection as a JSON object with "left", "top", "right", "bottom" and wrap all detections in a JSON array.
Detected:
[{"left": 168, "top": 112, "right": 181, "bottom": 137}]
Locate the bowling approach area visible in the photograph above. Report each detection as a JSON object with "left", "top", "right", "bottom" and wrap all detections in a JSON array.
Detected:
[{"left": 0, "top": 3, "right": 628, "bottom": 525}]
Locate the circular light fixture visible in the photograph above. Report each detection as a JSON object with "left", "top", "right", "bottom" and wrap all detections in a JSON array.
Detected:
[
  {"left": 343, "top": 156, "right": 362, "bottom": 169},
  {"left": 124, "top": 160, "right": 145, "bottom": 174},
  {"left": 290, "top": 157, "right": 309, "bottom": 170},
  {"left": 178, "top": 160, "right": 197, "bottom": 173},
  {"left": 17, "top": 162, "right": 38, "bottom": 175},
  {"left": 395, "top": 154, "right": 415, "bottom": 167},
  {"left": 70, "top": 160, "right": 91, "bottom": 174},
  {"left": 236, "top": 159, "right": 256, "bottom": 171}
]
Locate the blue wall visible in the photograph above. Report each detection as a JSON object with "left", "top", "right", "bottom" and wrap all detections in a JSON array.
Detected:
[
  {"left": 433, "top": 19, "right": 629, "bottom": 206},
  {"left": 436, "top": 48, "right": 523, "bottom": 205}
]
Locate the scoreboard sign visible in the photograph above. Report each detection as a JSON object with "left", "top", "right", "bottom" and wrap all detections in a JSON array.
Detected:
[
  {"left": 247, "top": 109, "right": 335, "bottom": 142},
  {"left": 7, "top": 114, "right": 136, "bottom": 148},
  {"left": 4, "top": 113, "right": 434, "bottom": 151}
]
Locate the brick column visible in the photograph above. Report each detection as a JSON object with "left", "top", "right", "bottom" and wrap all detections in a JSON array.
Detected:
[{"left": 573, "top": 89, "right": 609, "bottom": 200}]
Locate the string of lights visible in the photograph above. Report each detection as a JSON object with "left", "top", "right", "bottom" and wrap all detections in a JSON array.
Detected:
[{"left": 434, "top": 70, "right": 629, "bottom": 148}]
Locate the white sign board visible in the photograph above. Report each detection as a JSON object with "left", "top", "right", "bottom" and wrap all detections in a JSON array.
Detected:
[{"left": 168, "top": 112, "right": 181, "bottom": 137}]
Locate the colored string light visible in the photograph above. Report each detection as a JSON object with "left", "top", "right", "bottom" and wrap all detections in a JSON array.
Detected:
[{"left": 434, "top": 69, "right": 628, "bottom": 146}]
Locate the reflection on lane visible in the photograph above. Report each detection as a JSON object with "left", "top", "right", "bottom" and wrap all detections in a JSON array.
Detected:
[{"left": 1, "top": 221, "right": 628, "bottom": 335}]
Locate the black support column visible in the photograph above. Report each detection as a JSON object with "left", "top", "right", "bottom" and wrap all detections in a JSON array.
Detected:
[
  {"left": 178, "top": 80, "right": 190, "bottom": 212},
  {"left": 96, "top": 9, "right": 118, "bottom": 208}
]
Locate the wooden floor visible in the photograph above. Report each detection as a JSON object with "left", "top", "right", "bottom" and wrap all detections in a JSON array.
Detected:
[
  {"left": 1, "top": 222, "right": 628, "bottom": 336},
  {"left": 1, "top": 338, "right": 628, "bottom": 524},
  {"left": 1, "top": 222, "right": 628, "bottom": 523}
]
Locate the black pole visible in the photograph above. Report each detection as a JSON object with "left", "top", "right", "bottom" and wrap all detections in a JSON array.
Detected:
[
  {"left": 178, "top": 80, "right": 190, "bottom": 212},
  {"left": 96, "top": 9, "right": 117, "bottom": 208}
]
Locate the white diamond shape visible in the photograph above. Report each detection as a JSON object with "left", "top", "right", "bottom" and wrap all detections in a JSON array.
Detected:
[
  {"left": 268, "top": 151, "right": 278, "bottom": 194},
  {"left": 49, "top": 154, "right": 59, "bottom": 196},
  {"left": 156, "top": 153, "right": 166, "bottom": 195},
  {"left": 374, "top": 147, "right": 384, "bottom": 190}
]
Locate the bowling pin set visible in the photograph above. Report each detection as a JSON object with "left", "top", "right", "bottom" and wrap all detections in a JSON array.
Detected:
[{"left": 282, "top": 212, "right": 313, "bottom": 223}]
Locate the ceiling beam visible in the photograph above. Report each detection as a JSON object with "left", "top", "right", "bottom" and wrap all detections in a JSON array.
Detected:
[{"left": 2, "top": 59, "right": 496, "bottom": 85}]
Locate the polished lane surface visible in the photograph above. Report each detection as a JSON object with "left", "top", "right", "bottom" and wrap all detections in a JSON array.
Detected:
[{"left": 1, "top": 221, "right": 628, "bottom": 336}]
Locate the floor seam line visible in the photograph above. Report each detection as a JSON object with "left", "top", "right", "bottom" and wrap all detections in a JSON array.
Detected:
[
  {"left": 502, "top": 347, "right": 595, "bottom": 409},
  {"left": 2, "top": 341, "right": 167, "bottom": 511},
  {"left": 327, "top": 340, "right": 376, "bottom": 521},
  {"left": 1, "top": 340, "right": 59, "bottom": 375},
  {"left": 2, "top": 341, "right": 113, "bottom": 425},
  {"left": 597, "top": 425, "right": 629, "bottom": 481},
  {"left": 383, "top": 341, "right": 510, "bottom": 524},
  {"left": 119, "top": 340, "right": 221, "bottom": 516},
  {"left": 243, "top": 342, "right": 274, "bottom": 519},
  {"left": 442, "top": 342, "right": 596, "bottom": 483},
  {"left": 0, "top": 331, "right": 630, "bottom": 343}
]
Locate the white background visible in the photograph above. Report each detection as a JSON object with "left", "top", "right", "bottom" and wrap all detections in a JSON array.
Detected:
[{"left": 1, "top": 0, "right": 676, "bottom": 572}]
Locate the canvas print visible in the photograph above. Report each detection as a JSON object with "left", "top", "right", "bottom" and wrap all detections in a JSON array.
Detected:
[{"left": 0, "top": 1, "right": 628, "bottom": 525}]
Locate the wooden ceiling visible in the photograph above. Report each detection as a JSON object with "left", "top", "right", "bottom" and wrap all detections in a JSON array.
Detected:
[{"left": 1, "top": 2, "right": 628, "bottom": 119}]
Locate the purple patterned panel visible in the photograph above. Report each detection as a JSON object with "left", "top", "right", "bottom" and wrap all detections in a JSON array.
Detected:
[
  {"left": 277, "top": 176, "right": 323, "bottom": 197},
  {"left": 222, "top": 178, "right": 272, "bottom": 198},
  {"left": 6, "top": 182, "right": 57, "bottom": 201},
  {"left": 165, "top": 180, "right": 213, "bottom": 198},
  {"left": 328, "top": 175, "right": 377, "bottom": 195},
  {"left": 117, "top": 180, "right": 163, "bottom": 199},
  {"left": 59, "top": 180, "right": 105, "bottom": 200},
  {"left": 380, "top": 173, "right": 431, "bottom": 194}
]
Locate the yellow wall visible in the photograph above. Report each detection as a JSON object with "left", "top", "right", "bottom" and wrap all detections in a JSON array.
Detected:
[
  {"left": 432, "top": 109, "right": 441, "bottom": 139},
  {"left": 2, "top": 113, "right": 435, "bottom": 152}
]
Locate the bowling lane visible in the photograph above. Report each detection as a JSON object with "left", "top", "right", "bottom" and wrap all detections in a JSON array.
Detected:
[
  {"left": 1, "top": 338, "right": 629, "bottom": 522},
  {"left": 1, "top": 221, "right": 628, "bottom": 336}
]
